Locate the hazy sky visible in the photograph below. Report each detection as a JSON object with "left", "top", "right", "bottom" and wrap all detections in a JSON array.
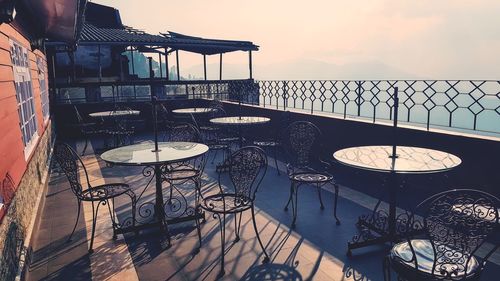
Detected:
[{"left": 93, "top": 0, "right": 500, "bottom": 80}]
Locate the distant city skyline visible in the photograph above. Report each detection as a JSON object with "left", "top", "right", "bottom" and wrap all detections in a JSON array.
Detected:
[{"left": 93, "top": 0, "right": 500, "bottom": 80}]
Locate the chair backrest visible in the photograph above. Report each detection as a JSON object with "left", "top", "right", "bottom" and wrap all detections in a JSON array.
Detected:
[
  {"left": 209, "top": 99, "right": 223, "bottom": 110},
  {"left": 168, "top": 123, "right": 202, "bottom": 143},
  {"left": 226, "top": 146, "right": 268, "bottom": 201},
  {"left": 0, "top": 174, "right": 15, "bottom": 221},
  {"left": 1, "top": 174, "right": 15, "bottom": 208},
  {"left": 157, "top": 104, "right": 173, "bottom": 127},
  {"left": 414, "top": 189, "right": 500, "bottom": 279},
  {"left": 282, "top": 121, "right": 322, "bottom": 169},
  {"left": 53, "top": 143, "right": 90, "bottom": 198},
  {"left": 73, "top": 105, "right": 84, "bottom": 123}
]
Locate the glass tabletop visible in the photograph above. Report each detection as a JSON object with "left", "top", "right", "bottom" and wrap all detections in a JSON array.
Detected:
[
  {"left": 89, "top": 110, "right": 140, "bottom": 118},
  {"left": 333, "top": 145, "right": 461, "bottom": 174},
  {"left": 100, "top": 142, "right": 209, "bottom": 166},
  {"left": 210, "top": 116, "right": 271, "bottom": 125},
  {"left": 172, "top": 108, "right": 215, "bottom": 114}
]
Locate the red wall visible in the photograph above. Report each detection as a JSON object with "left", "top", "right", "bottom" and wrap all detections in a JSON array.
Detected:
[{"left": 0, "top": 23, "right": 50, "bottom": 188}]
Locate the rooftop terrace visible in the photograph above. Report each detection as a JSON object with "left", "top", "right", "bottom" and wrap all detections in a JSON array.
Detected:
[{"left": 25, "top": 119, "right": 500, "bottom": 280}]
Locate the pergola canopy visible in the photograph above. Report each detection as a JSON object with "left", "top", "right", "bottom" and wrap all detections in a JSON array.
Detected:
[{"left": 46, "top": 2, "right": 259, "bottom": 55}]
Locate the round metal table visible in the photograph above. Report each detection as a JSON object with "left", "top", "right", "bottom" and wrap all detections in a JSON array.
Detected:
[
  {"left": 210, "top": 116, "right": 270, "bottom": 126},
  {"left": 333, "top": 146, "right": 461, "bottom": 174},
  {"left": 89, "top": 110, "right": 140, "bottom": 118},
  {"left": 172, "top": 107, "right": 215, "bottom": 114},
  {"left": 333, "top": 145, "right": 461, "bottom": 255},
  {"left": 210, "top": 116, "right": 270, "bottom": 147},
  {"left": 101, "top": 142, "right": 209, "bottom": 241}
]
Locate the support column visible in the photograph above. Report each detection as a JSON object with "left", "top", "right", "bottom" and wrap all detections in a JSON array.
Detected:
[
  {"left": 98, "top": 44, "right": 102, "bottom": 82},
  {"left": 130, "top": 47, "right": 136, "bottom": 75},
  {"left": 165, "top": 47, "right": 169, "bottom": 80},
  {"left": 219, "top": 53, "right": 223, "bottom": 80},
  {"left": 203, "top": 54, "right": 207, "bottom": 80},
  {"left": 130, "top": 47, "right": 136, "bottom": 97},
  {"left": 50, "top": 52, "right": 57, "bottom": 102},
  {"left": 71, "top": 51, "right": 76, "bottom": 82},
  {"left": 248, "top": 50, "right": 253, "bottom": 79},
  {"left": 176, "top": 50, "right": 180, "bottom": 81},
  {"left": 158, "top": 52, "right": 163, "bottom": 78}
]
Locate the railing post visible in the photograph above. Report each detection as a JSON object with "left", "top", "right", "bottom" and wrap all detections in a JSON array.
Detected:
[
  {"left": 275, "top": 81, "right": 279, "bottom": 110},
  {"left": 283, "top": 81, "right": 287, "bottom": 110},
  {"left": 356, "top": 81, "right": 362, "bottom": 116}
]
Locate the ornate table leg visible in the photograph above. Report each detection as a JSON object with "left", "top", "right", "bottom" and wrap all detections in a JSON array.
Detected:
[
  {"left": 154, "top": 164, "right": 171, "bottom": 245},
  {"left": 347, "top": 172, "right": 400, "bottom": 256}
]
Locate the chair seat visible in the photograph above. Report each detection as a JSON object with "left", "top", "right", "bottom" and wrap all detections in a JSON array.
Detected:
[
  {"left": 209, "top": 143, "right": 230, "bottom": 150},
  {"left": 106, "top": 129, "right": 134, "bottom": 135},
  {"left": 220, "top": 137, "right": 240, "bottom": 143},
  {"left": 253, "top": 140, "right": 279, "bottom": 147},
  {"left": 200, "top": 126, "right": 219, "bottom": 131},
  {"left": 290, "top": 172, "right": 332, "bottom": 183},
  {"left": 391, "top": 239, "right": 480, "bottom": 279},
  {"left": 163, "top": 168, "right": 200, "bottom": 181},
  {"left": 81, "top": 183, "right": 131, "bottom": 201},
  {"left": 201, "top": 193, "right": 252, "bottom": 214}
]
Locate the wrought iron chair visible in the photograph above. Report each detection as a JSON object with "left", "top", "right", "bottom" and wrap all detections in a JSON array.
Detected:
[
  {"left": 252, "top": 111, "right": 290, "bottom": 175},
  {"left": 282, "top": 121, "right": 340, "bottom": 228},
  {"left": 53, "top": 142, "right": 136, "bottom": 253},
  {"left": 0, "top": 174, "right": 15, "bottom": 222},
  {"left": 383, "top": 189, "right": 500, "bottom": 281},
  {"left": 190, "top": 113, "right": 232, "bottom": 166},
  {"left": 162, "top": 123, "right": 206, "bottom": 248},
  {"left": 104, "top": 105, "right": 136, "bottom": 148},
  {"left": 74, "top": 105, "right": 102, "bottom": 156},
  {"left": 200, "top": 146, "right": 270, "bottom": 277},
  {"left": 157, "top": 103, "right": 175, "bottom": 132}
]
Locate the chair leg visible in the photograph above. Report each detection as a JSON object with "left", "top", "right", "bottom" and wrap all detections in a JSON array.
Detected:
[
  {"left": 68, "top": 199, "right": 81, "bottom": 242},
  {"left": 194, "top": 206, "right": 202, "bottom": 251},
  {"left": 317, "top": 183, "right": 325, "bottom": 210},
  {"left": 129, "top": 192, "right": 137, "bottom": 235},
  {"left": 234, "top": 212, "right": 242, "bottom": 242},
  {"left": 383, "top": 255, "right": 391, "bottom": 281},
  {"left": 211, "top": 149, "right": 218, "bottom": 164},
  {"left": 215, "top": 213, "right": 226, "bottom": 278},
  {"left": 194, "top": 181, "right": 202, "bottom": 250},
  {"left": 89, "top": 201, "right": 103, "bottom": 254},
  {"left": 291, "top": 184, "right": 298, "bottom": 228},
  {"left": 273, "top": 146, "right": 280, "bottom": 176},
  {"left": 284, "top": 181, "right": 294, "bottom": 211},
  {"left": 251, "top": 206, "right": 270, "bottom": 263},
  {"left": 333, "top": 183, "right": 341, "bottom": 225},
  {"left": 81, "top": 136, "right": 89, "bottom": 156},
  {"left": 105, "top": 199, "right": 118, "bottom": 240}
]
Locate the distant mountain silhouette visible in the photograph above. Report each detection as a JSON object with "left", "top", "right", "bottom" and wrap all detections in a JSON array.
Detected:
[{"left": 184, "top": 58, "right": 419, "bottom": 80}]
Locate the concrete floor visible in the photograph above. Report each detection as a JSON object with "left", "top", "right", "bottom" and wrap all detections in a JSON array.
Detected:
[{"left": 26, "top": 139, "right": 500, "bottom": 281}]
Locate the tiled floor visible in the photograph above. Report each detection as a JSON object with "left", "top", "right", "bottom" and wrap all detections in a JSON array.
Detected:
[{"left": 26, "top": 140, "right": 500, "bottom": 281}]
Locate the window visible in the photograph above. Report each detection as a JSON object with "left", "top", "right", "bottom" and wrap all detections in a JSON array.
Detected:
[
  {"left": 10, "top": 40, "right": 38, "bottom": 157},
  {"left": 37, "top": 56, "right": 49, "bottom": 121}
]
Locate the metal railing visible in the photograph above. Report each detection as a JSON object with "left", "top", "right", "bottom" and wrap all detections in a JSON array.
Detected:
[
  {"left": 52, "top": 78, "right": 500, "bottom": 136},
  {"left": 53, "top": 79, "right": 259, "bottom": 104},
  {"left": 257, "top": 80, "right": 500, "bottom": 135}
]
